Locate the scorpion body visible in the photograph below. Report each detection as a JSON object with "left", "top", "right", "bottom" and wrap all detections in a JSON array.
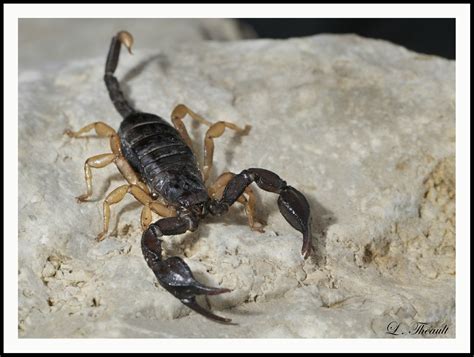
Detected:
[
  {"left": 67, "top": 31, "right": 313, "bottom": 323},
  {"left": 119, "top": 113, "right": 208, "bottom": 211}
]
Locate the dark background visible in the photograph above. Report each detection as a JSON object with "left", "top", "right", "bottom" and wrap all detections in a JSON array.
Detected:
[{"left": 239, "top": 19, "right": 455, "bottom": 60}]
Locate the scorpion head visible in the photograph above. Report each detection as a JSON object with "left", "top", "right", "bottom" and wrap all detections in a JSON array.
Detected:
[
  {"left": 157, "top": 171, "right": 210, "bottom": 218},
  {"left": 177, "top": 195, "right": 209, "bottom": 219}
]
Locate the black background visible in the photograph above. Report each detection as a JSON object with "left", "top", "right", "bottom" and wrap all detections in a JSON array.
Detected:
[{"left": 239, "top": 19, "right": 455, "bottom": 59}]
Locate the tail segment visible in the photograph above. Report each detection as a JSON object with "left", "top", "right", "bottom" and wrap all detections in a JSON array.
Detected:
[{"left": 104, "top": 31, "right": 136, "bottom": 118}]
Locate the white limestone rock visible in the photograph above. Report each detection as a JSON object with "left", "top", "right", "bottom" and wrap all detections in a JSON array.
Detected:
[{"left": 18, "top": 34, "right": 455, "bottom": 338}]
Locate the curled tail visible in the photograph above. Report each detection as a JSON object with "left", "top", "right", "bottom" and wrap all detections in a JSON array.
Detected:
[{"left": 104, "top": 31, "right": 136, "bottom": 118}]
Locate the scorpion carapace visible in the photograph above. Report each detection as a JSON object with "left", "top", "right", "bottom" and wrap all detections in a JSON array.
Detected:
[{"left": 65, "top": 31, "right": 313, "bottom": 324}]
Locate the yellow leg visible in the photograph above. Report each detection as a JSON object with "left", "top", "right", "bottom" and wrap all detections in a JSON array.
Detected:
[
  {"left": 97, "top": 184, "right": 176, "bottom": 241},
  {"left": 98, "top": 184, "right": 129, "bottom": 241},
  {"left": 65, "top": 121, "right": 116, "bottom": 138},
  {"left": 129, "top": 185, "right": 176, "bottom": 218},
  {"left": 66, "top": 121, "right": 173, "bottom": 238},
  {"left": 171, "top": 104, "right": 251, "bottom": 181},
  {"left": 66, "top": 120, "right": 123, "bottom": 154},
  {"left": 65, "top": 121, "right": 121, "bottom": 154},
  {"left": 141, "top": 206, "right": 153, "bottom": 231},
  {"left": 115, "top": 156, "right": 147, "bottom": 190},
  {"left": 76, "top": 153, "right": 116, "bottom": 202},
  {"left": 171, "top": 104, "right": 213, "bottom": 152},
  {"left": 203, "top": 122, "right": 250, "bottom": 182},
  {"left": 67, "top": 120, "right": 148, "bottom": 200},
  {"left": 209, "top": 172, "right": 265, "bottom": 232}
]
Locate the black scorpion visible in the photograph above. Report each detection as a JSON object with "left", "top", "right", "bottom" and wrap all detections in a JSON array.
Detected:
[{"left": 65, "top": 31, "right": 313, "bottom": 323}]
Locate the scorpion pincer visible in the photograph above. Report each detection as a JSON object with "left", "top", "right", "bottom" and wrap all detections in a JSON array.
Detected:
[{"left": 65, "top": 31, "right": 313, "bottom": 324}]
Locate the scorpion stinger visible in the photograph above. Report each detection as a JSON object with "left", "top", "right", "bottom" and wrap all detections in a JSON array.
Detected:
[{"left": 142, "top": 220, "right": 234, "bottom": 324}]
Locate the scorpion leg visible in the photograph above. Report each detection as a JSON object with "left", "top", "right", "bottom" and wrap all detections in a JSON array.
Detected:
[
  {"left": 142, "top": 219, "right": 233, "bottom": 324},
  {"left": 66, "top": 126, "right": 176, "bottom": 239},
  {"left": 209, "top": 168, "right": 313, "bottom": 259},
  {"left": 203, "top": 122, "right": 251, "bottom": 182},
  {"left": 171, "top": 104, "right": 213, "bottom": 152},
  {"left": 208, "top": 172, "right": 265, "bottom": 232},
  {"left": 75, "top": 153, "right": 116, "bottom": 202},
  {"left": 65, "top": 122, "right": 123, "bottom": 201},
  {"left": 65, "top": 121, "right": 116, "bottom": 139},
  {"left": 170, "top": 104, "right": 250, "bottom": 182},
  {"left": 97, "top": 184, "right": 176, "bottom": 241}
]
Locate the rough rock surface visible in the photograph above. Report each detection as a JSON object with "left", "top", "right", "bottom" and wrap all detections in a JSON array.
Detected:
[{"left": 18, "top": 34, "right": 455, "bottom": 338}]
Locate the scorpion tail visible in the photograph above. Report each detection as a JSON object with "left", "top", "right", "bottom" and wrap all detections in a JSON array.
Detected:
[
  {"left": 141, "top": 220, "right": 234, "bottom": 324},
  {"left": 104, "top": 31, "right": 136, "bottom": 118}
]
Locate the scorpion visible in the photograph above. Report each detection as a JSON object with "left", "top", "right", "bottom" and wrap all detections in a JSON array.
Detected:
[{"left": 65, "top": 31, "right": 313, "bottom": 324}]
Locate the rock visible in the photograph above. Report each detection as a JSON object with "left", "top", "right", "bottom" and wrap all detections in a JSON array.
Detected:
[{"left": 18, "top": 34, "right": 455, "bottom": 338}]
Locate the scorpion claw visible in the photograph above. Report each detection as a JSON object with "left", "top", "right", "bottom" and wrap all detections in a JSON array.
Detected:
[
  {"left": 181, "top": 297, "right": 235, "bottom": 324},
  {"left": 301, "top": 235, "right": 313, "bottom": 259},
  {"left": 142, "top": 226, "right": 232, "bottom": 322},
  {"left": 150, "top": 255, "right": 233, "bottom": 323},
  {"left": 278, "top": 185, "right": 313, "bottom": 259},
  {"left": 155, "top": 256, "right": 231, "bottom": 296}
]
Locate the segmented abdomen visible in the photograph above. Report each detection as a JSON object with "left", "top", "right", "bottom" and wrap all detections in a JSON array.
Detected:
[{"left": 118, "top": 112, "right": 204, "bottom": 200}]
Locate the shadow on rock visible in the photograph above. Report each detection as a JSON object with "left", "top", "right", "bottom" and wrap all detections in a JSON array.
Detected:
[
  {"left": 120, "top": 53, "right": 170, "bottom": 110},
  {"left": 306, "top": 193, "right": 336, "bottom": 267}
]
